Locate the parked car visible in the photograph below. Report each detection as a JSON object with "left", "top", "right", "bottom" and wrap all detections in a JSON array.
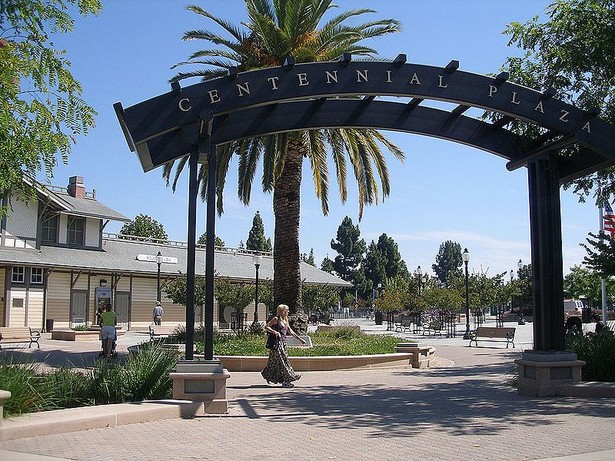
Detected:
[{"left": 564, "top": 299, "right": 591, "bottom": 331}]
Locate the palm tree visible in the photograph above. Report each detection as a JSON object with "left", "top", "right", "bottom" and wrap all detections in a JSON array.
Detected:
[{"left": 166, "top": 0, "right": 404, "bottom": 323}]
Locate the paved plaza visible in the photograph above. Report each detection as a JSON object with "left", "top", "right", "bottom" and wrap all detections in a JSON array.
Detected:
[{"left": 1, "top": 318, "right": 614, "bottom": 461}]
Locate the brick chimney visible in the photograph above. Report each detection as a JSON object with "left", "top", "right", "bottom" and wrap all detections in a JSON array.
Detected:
[{"left": 67, "top": 176, "right": 86, "bottom": 199}]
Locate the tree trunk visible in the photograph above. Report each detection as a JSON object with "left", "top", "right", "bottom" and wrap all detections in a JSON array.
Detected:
[{"left": 273, "top": 138, "right": 305, "bottom": 331}]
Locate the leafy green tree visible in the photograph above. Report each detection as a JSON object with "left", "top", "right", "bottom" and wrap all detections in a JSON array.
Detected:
[
  {"left": 515, "top": 263, "right": 534, "bottom": 313},
  {"left": 462, "top": 271, "right": 509, "bottom": 313},
  {"left": 165, "top": 0, "right": 403, "bottom": 318},
  {"left": 582, "top": 231, "right": 615, "bottom": 276},
  {"left": 197, "top": 232, "right": 225, "bottom": 248},
  {"left": 301, "top": 249, "right": 316, "bottom": 267},
  {"left": 320, "top": 255, "right": 335, "bottom": 274},
  {"left": 120, "top": 214, "right": 168, "bottom": 241},
  {"left": 361, "top": 240, "right": 387, "bottom": 296},
  {"left": 330, "top": 216, "right": 367, "bottom": 282},
  {"left": 502, "top": 0, "right": 615, "bottom": 204},
  {"left": 423, "top": 286, "right": 463, "bottom": 313},
  {"left": 376, "top": 233, "right": 409, "bottom": 279},
  {"left": 564, "top": 264, "right": 615, "bottom": 307},
  {"left": 0, "top": 0, "right": 100, "bottom": 216},
  {"left": 214, "top": 279, "right": 255, "bottom": 312},
  {"left": 245, "top": 211, "right": 272, "bottom": 252},
  {"left": 374, "top": 276, "right": 409, "bottom": 313},
  {"left": 432, "top": 241, "right": 463, "bottom": 287},
  {"left": 302, "top": 284, "right": 340, "bottom": 315},
  {"left": 165, "top": 275, "right": 206, "bottom": 307}
]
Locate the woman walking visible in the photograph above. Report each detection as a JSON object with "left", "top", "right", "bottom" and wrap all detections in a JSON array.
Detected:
[{"left": 262, "top": 304, "right": 306, "bottom": 388}]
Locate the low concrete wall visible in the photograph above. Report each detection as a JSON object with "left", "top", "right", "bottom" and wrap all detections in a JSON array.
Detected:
[
  {"left": 216, "top": 353, "right": 413, "bottom": 372},
  {"left": 51, "top": 329, "right": 125, "bottom": 341}
]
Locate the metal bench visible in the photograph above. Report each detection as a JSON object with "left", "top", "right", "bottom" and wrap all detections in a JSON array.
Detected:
[
  {"left": 394, "top": 316, "right": 413, "bottom": 333},
  {"left": 421, "top": 320, "right": 443, "bottom": 336},
  {"left": 0, "top": 327, "right": 41, "bottom": 349},
  {"left": 469, "top": 326, "right": 516, "bottom": 348}
]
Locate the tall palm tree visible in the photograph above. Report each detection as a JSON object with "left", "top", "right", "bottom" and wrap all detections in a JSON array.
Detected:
[{"left": 166, "top": 0, "right": 404, "bottom": 323}]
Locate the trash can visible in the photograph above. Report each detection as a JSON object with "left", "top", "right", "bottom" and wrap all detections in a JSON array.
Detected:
[
  {"left": 46, "top": 318, "right": 54, "bottom": 332},
  {"left": 581, "top": 307, "right": 592, "bottom": 323},
  {"left": 374, "top": 311, "right": 383, "bottom": 325}
]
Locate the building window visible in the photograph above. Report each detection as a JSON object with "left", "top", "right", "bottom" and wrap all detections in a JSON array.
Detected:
[
  {"left": 67, "top": 217, "right": 85, "bottom": 246},
  {"left": 12, "top": 266, "right": 25, "bottom": 283},
  {"left": 41, "top": 213, "right": 58, "bottom": 244},
  {"left": 31, "top": 267, "right": 44, "bottom": 284}
]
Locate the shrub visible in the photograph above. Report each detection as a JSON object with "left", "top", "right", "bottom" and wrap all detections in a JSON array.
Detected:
[
  {"left": 0, "top": 358, "right": 42, "bottom": 417},
  {"left": 566, "top": 330, "right": 615, "bottom": 382}
]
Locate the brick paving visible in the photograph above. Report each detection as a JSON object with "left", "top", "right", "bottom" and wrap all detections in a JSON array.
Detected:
[{"left": 1, "top": 319, "right": 614, "bottom": 461}]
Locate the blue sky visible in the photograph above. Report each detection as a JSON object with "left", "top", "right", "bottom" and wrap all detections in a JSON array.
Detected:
[{"left": 45, "top": 0, "right": 601, "bottom": 277}]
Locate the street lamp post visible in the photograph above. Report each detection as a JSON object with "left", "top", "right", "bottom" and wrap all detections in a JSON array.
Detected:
[
  {"left": 156, "top": 251, "right": 162, "bottom": 303},
  {"left": 416, "top": 266, "right": 422, "bottom": 295},
  {"left": 517, "top": 259, "right": 525, "bottom": 325},
  {"left": 462, "top": 248, "right": 471, "bottom": 339},
  {"left": 252, "top": 254, "right": 262, "bottom": 325}
]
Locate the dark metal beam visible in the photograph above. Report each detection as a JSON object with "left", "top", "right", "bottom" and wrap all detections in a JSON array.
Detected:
[
  {"left": 506, "top": 133, "right": 579, "bottom": 171},
  {"left": 407, "top": 98, "right": 423, "bottom": 109},
  {"left": 184, "top": 149, "right": 198, "bottom": 360},
  {"left": 203, "top": 110, "right": 216, "bottom": 362},
  {"left": 451, "top": 104, "right": 470, "bottom": 117}
]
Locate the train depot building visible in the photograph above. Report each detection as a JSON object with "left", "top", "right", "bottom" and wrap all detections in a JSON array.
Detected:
[{"left": 1, "top": 176, "right": 348, "bottom": 331}]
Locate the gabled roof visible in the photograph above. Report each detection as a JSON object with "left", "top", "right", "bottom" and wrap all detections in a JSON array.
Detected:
[
  {"left": 0, "top": 237, "right": 352, "bottom": 288},
  {"left": 24, "top": 175, "right": 130, "bottom": 222},
  {"left": 49, "top": 190, "right": 130, "bottom": 222}
]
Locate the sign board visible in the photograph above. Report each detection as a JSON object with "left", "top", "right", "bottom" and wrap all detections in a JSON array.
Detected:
[{"left": 136, "top": 254, "right": 178, "bottom": 264}]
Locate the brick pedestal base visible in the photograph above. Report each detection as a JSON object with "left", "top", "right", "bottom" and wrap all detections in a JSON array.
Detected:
[
  {"left": 169, "top": 360, "right": 231, "bottom": 414},
  {"left": 515, "top": 351, "right": 585, "bottom": 397}
]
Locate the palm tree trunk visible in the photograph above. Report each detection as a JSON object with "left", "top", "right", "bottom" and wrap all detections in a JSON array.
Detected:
[{"left": 273, "top": 138, "right": 304, "bottom": 321}]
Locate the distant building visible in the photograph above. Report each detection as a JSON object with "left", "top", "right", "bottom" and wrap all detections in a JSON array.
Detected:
[{"left": 1, "top": 176, "right": 351, "bottom": 330}]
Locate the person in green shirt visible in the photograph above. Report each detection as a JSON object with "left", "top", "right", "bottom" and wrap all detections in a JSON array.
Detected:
[{"left": 100, "top": 304, "right": 117, "bottom": 358}]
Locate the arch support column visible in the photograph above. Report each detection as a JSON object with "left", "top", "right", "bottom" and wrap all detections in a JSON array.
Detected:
[{"left": 527, "top": 154, "right": 564, "bottom": 351}]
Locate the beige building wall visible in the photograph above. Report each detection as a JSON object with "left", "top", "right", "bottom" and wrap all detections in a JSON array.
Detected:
[
  {"left": 26, "top": 289, "right": 44, "bottom": 330},
  {"left": 46, "top": 272, "right": 72, "bottom": 329},
  {"left": 85, "top": 218, "right": 100, "bottom": 248},
  {"left": 7, "top": 286, "right": 26, "bottom": 327}
]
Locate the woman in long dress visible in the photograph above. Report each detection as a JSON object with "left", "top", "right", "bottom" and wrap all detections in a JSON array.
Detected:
[{"left": 261, "top": 304, "right": 306, "bottom": 388}]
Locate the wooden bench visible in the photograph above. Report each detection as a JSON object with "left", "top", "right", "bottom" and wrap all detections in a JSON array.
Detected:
[
  {"left": 469, "top": 326, "right": 516, "bottom": 348},
  {"left": 149, "top": 325, "right": 180, "bottom": 341},
  {"left": 0, "top": 327, "right": 41, "bottom": 349}
]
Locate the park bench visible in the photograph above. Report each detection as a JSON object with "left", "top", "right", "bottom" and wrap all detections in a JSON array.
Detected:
[
  {"left": 468, "top": 326, "right": 516, "bottom": 348},
  {"left": 0, "top": 327, "right": 41, "bottom": 350},
  {"left": 149, "top": 324, "right": 181, "bottom": 341},
  {"left": 394, "top": 316, "right": 413, "bottom": 333},
  {"left": 421, "top": 320, "right": 443, "bottom": 336}
]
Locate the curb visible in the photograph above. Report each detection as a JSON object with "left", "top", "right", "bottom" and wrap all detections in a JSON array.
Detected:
[{"left": 0, "top": 400, "right": 203, "bottom": 442}]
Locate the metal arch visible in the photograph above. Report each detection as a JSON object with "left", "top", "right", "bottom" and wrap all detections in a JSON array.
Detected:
[
  {"left": 115, "top": 58, "right": 615, "bottom": 176},
  {"left": 115, "top": 56, "right": 615, "bottom": 354},
  {"left": 139, "top": 100, "right": 526, "bottom": 171}
]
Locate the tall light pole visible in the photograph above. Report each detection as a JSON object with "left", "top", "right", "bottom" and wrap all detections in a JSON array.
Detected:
[
  {"left": 252, "top": 254, "right": 262, "bottom": 325},
  {"left": 462, "top": 248, "right": 471, "bottom": 339},
  {"left": 517, "top": 259, "right": 525, "bottom": 325},
  {"left": 156, "top": 251, "right": 162, "bottom": 303},
  {"left": 416, "top": 266, "right": 422, "bottom": 295}
]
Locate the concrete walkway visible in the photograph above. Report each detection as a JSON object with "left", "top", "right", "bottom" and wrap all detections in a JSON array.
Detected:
[{"left": 1, "top": 319, "right": 614, "bottom": 461}]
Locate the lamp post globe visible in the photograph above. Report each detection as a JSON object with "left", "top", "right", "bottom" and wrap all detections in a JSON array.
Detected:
[
  {"left": 462, "top": 248, "right": 471, "bottom": 339},
  {"left": 252, "top": 254, "right": 262, "bottom": 325}
]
